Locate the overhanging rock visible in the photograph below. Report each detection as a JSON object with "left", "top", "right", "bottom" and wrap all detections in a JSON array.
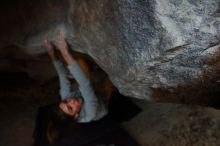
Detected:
[{"left": 0, "top": 0, "right": 220, "bottom": 100}]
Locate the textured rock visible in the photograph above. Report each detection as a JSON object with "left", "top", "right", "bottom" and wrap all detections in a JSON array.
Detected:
[
  {"left": 0, "top": 0, "right": 220, "bottom": 99},
  {"left": 123, "top": 100, "right": 220, "bottom": 146}
]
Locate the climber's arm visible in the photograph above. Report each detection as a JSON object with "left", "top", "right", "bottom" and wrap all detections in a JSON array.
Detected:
[
  {"left": 42, "top": 35, "right": 74, "bottom": 100},
  {"left": 56, "top": 31, "right": 98, "bottom": 121}
]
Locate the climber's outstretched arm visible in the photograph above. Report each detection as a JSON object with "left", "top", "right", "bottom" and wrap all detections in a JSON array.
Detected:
[{"left": 42, "top": 36, "right": 74, "bottom": 100}]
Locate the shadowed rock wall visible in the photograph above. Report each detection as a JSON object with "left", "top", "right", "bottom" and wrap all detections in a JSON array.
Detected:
[{"left": 0, "top": 0, "right": 220, "bottom": 99}]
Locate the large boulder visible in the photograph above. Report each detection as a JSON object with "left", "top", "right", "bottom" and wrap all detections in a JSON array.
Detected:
[
  {"left": 123, "top": 100, "right": 220, "bottom": 146},
  {"left": 0, "top": 0, "right": 220, "bottom": 99}
]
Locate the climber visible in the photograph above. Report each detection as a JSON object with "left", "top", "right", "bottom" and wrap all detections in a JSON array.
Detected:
[{"left": 42, "top": 31, "right": 108, "bottom": 123}]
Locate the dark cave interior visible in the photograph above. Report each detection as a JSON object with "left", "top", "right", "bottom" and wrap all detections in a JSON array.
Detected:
[{"left": 1, "top": 0, "right": 220, "bottom": 146}]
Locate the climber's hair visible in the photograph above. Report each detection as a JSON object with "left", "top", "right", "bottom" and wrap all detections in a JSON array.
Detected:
[
  {"left": 34, "top": 102, "right": 75, "bottom": 145},
  {"left": 45, "top": 102, "right": 78, "bottom": 144}
]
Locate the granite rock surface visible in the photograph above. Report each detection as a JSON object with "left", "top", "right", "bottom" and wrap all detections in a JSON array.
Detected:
[{"left": 0, "top": 0, "right": 220, "bottom": 99}]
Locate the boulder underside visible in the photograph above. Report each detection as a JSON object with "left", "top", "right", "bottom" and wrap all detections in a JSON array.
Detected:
[{"left": 0, "top": 0, "right": 220, "bottom": 99}]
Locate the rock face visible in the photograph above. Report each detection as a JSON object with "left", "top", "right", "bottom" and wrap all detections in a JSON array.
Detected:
[
  {"left": 123, "top": 100, "right": 220, "bottom": 146},
  {"left": 0, "top": 0, "right": 220, "bottom": 99}
]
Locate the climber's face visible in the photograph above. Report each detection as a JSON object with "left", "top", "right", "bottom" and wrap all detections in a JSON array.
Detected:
[{"left": 59, "top": 97, "right": 82, "bottom": 119}]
